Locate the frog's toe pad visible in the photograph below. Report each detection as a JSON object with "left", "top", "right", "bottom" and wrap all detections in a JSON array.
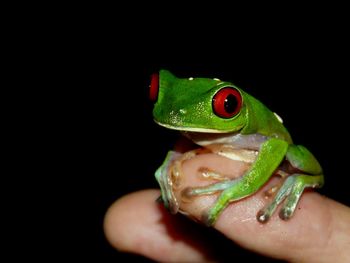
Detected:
[
  {"left": 181, "top": 187, "right": 196, "bottom": 202},
  {"left": 279, "top": 207, "right": 293, "bottom": 220},
  {"left": 256, "top": 209, "right": 271, "bottom": 223}
]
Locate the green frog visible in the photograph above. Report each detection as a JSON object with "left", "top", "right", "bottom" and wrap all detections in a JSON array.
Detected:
[{"left": 150, "top": 70, "right": 324, "bottom": 226}]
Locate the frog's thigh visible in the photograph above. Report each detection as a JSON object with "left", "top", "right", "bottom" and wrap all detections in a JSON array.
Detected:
[{"left": 286, "top": 144, "right": 322, "bottom": 175}]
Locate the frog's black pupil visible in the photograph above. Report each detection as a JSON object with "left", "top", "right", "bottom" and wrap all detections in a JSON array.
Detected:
[{"left": 224, "top": 94, "right": 238, "bottom": 113}]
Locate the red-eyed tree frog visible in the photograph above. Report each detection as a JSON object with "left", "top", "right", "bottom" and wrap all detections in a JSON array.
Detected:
[{"left": 150, "top": 70, "right": 324, "bottom": 226}]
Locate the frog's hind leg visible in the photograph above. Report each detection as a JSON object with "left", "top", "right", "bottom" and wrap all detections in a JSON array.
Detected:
[{"left": 257, "top": 144, "right": 324, "bottom": 223}]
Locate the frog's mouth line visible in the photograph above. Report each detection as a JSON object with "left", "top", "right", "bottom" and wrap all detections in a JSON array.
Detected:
[{"left": 154, "top": 120, "right": 229, "bottom": 133}]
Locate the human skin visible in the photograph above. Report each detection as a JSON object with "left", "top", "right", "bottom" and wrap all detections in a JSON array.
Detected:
[{"left": 104, "top": 153, "right": 350, "bottom": 262}]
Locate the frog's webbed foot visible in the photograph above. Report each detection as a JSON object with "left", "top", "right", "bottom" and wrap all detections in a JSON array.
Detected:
[
  {"left": 200, "top": 182, "right": 245, "bottom": 227},
  {"left": 170, "top": 148, "right": 211, "bottom": 189},
  {"left": 257, "top": 174, "right": 324, "bottom": 223},
  {"left": 181, "top": 144, "right": 256, "bottom": 200},
  {"left": 158, "top": 148, "right": 211, "bottom": 214},
  {"left": 155, "top": 151, "right": 181, "bottom": 213}
]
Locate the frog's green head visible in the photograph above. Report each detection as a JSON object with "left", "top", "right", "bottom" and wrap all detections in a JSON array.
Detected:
[{"left": 150, "top": 70, "right": 247, "bottom": 133}]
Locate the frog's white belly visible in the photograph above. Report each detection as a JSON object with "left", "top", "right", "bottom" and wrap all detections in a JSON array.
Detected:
[
  {"left": 183, "top": 132, "right": 268, "bottom": 163},
  {"left": 216, "top": 147, "right": 258, "bottom": 163}
]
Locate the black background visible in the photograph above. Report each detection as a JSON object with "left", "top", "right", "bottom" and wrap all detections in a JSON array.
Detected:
[{"left": 31, "top": 8, "right": 349, "bottom": 262}]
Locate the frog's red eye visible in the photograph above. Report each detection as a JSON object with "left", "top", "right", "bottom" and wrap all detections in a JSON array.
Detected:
[
  {"left": 212, "top": 87, "right": 242, "bottom": 118},
  {"left": 149, "top": 73, "right": 159, "bottom": 102}
]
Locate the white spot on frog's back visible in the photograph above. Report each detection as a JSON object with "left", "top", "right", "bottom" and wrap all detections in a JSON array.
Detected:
[
  {"left": 169, "top": 110, "right": 182, "bottom": 125},
  {"left": 274, "top": 112, "right": 283, "bottom": 123},
  {"left": 213, "top": 78, "right": 220, "bottom": 81},
  {"left": 189, "top": 77, "right": 194, "bottom": 80}
]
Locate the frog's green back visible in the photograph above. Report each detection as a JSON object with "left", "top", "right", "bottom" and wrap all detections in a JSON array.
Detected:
[{"left": 241, "top": 91, "right": 293, "bottom": 143}]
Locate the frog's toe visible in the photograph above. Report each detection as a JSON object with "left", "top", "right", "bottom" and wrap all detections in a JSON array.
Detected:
[
  {"left": 263, "top": 183, "right": 281, "bottom": 197},
  {"left": 257, "top": 199, "right": 295, "bottom": 222},
  {"left": 181, "top": 180, "right": 234, "bottom": 200},
  {"left": 198, "top": 167, "right": 229, "bottom": 181},
  {"left": 181, "top": 187, "right": 196, "bottom": 202},
  {"left": 256, "top": 187, "right": 286, "bottom": 223},
  {"left": 156, "top": 195, "right": 163, "bottom": 203},
  {"left": 201, "top": 211, "right": 215, "bottom": 227}
]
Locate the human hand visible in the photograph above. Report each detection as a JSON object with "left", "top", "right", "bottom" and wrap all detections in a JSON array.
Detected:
[{"left": 104, "top": 153, "right": 350, "bottom": 262}]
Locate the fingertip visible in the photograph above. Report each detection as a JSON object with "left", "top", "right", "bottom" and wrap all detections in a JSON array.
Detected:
[
  {"left": 103, "top": 190, "right": 162, "bottom": 251},
  {"left": 103, "top": 189, "right": 214, "bottom": 262}
]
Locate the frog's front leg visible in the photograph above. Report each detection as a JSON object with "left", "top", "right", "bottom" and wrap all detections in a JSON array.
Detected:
[
  {"left": 257, "top": 145, "right": 324, "bottom": 222},
  {"left": 202, "top": 138, "right": 289, "bottom": 226},
  {"left": 170, "top": 148, "right": 211, "bottom": 189},
  {"left": 155, "top": 151, "right": 181, "bottom": 213}
]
